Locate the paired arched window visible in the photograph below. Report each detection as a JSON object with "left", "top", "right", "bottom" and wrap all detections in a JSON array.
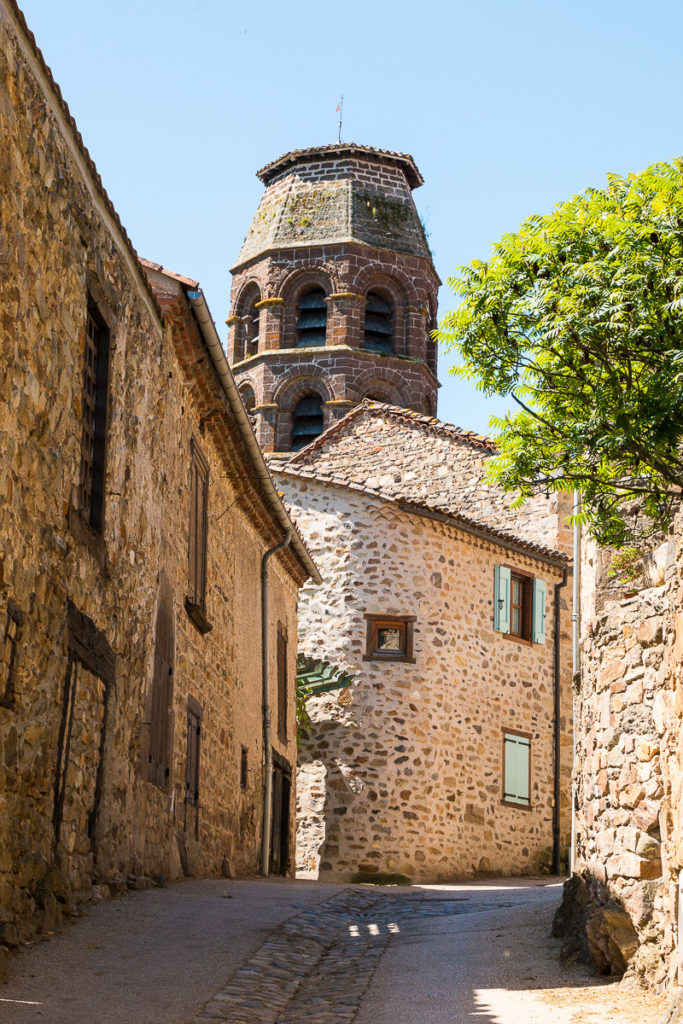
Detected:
[
  {"left": 291, "top": 394, "right": 324, "bottom": 450},
  {"left": 364, "top": 292, "right": 393, "bottom": 354},
  {"left": 296, "top": 288, "right": 327, "bottom": 347},
  {"left": 244, "top": 290, "right": 260, "bottom": 358}
]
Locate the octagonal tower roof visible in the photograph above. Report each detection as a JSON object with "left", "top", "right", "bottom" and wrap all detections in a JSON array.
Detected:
[{"left": 233, "top": 143, "right": 432, "bottom": 270}]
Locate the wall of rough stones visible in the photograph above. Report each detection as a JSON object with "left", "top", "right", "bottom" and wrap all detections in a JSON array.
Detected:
[
  {"left": 278, "top": 474, "right": 573, "bottom": 882},
  {"left": 563, "top": 531, "right": 683, "bottom": 989},
  {"left": 0, "top": 1, "right": 301, "bottom": 958}
]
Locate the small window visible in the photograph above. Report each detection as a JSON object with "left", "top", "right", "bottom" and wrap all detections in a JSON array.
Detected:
[
  {"left": 240, "top": 746, "right": 248, "bottom": 790},
  {"left": 79, "top": 301, "right": 110, "bottom": 533},
  {"left": 296, "top": 288, "right": 327, "bottom": 347},
  {"left": 364, "top": 614, "right": 415, "bottom": 663},
  {"left": 291, "top": 394, "right": 324, "bottom": 450},
  {"left": 0, "top": 599, "right": 24, "bottom": 709},
  {"left": 364, "top": 292, "right": 393, "bottom": 354},
  {"left": 277, "top": 623, "right": 288, "bottom": 742},
  {"left": 494, "top": 566, "right": 546, "bottom": 644},
  {"left": 185, "top": 440, "right": 211, "bottom": 634},
  {"left": 185, "top": 696, "right": 202, "bottom": 806},
  {"left": 503, "top": 731, "right": 531, "bottom": 807}
]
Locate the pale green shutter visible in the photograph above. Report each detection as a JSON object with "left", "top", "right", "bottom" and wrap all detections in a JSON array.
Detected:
[
  {"left": 494, "top": 565, "right": 510, "bottom": 634},
  {"left": 532, "top": 578, "right": 546, "bottom": 645},
  {"left": 504, "top": 733, "right": 530, "bottom": 805}
]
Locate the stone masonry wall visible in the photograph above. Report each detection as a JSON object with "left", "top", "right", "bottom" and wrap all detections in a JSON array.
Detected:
[
  {"left": 566, "top": 532, "right": 683, "bottom": 989},
  {"left": 0, "top": 1, "right": 300, "bottom": 955},
  {"left": 278, "top": 475, "right": 573, "bottom": 882}
]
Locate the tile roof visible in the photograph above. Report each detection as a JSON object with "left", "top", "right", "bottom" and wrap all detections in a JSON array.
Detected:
[
  {"left": 256, "top": 144, "right": 424, "bottom": 189},
  {"left": 139, "top": 259, "right": 199, "bottom": 290},
  {"left": 271, "top": 402, "right": 568, "bottom": 565}
]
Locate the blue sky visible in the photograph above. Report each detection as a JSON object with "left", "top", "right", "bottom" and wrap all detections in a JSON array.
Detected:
[{"left": 18, "top": 0, "right": 683, "bottom": 433}]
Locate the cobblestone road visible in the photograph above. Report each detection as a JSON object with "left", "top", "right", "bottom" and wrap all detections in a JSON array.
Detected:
[{"left": 193, "top": 888, "right": 516, "bottom": 1023}]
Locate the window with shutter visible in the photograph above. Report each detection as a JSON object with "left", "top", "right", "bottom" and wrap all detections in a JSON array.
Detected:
[
  {"left": 296, "top": 288, "right": 327, "bottom": 347},
  {"left": 277, "top": 624, "right": 288, "bottom": 742},
  {"left": 364, "top": 292, "right": 393, "bottom": 354},
  {"left": 291, "top": 394, "right": 324, "bottom": 450},
  {"left": 185, "top": 696, "right": 202, "bottom": 806},
  {"left": 148, "top": 598, "right": 174, "bottom": 789},
  {"left": 79, "top": 300, "right": 110, "bottom": 533},
  {"left": 185, "top": 440, "right": 212, "bottom": 634},
  {"left": 495, "top": 565, "right": 545, "bottom": 644},
  {"left": 503, "top": 731, "right": 531, "bottom": 807}
]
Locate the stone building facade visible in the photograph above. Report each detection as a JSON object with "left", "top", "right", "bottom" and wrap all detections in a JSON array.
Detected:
[
  {"left": 227, "top": 144, "right": 440, "bottom": 452},
  {"left": 0, "top": 0, "right": 318, "bottom": 952},
  {"left": 271, "top": 403, "right": 574, "bottom": 882}
]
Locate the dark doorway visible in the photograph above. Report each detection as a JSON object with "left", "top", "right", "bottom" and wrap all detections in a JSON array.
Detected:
[{"left": 270, "top": 752, "right": 292, "bottom": 875}]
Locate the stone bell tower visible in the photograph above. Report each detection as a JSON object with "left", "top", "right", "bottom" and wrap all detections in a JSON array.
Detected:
[{"left": 227, "top": 144, "right": 440, "bottom": 452}]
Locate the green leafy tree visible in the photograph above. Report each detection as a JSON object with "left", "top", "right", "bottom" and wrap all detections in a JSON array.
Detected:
[{"left": 437, "top": 159, "right": 683, "bottom": 545}]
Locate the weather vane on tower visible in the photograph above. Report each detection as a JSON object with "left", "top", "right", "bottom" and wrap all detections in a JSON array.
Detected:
[{"left": 336, "top": 95, "right": 343, "bottom": 143}]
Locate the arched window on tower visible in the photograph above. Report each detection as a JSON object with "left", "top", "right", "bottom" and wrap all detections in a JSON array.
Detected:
[
  {"left": 291, "top": 394, "right": 324, "bottom": 450},
  {"left": 240, "top": 386, "right": 256, "bottom": 423},
  {"left": 364, "top": 292, "right": 393, "bottom": 354},
  {"left": 296, "top": 288, "right": 327, "bottom": 347},
  {"left": 244, "top": 290, "right": 260, "bottom": 357}
]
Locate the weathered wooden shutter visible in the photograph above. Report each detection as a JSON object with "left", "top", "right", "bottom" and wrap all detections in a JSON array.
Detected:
[
  {"left": 277, "top": 627, "right": 287, "bottom": 741},
  {"left": 188, "top": 442, "right": 209, "bottom": 609},
  {"left": 532, "top": 578, "right": 547, "bottom": 645},
  {"left": 504, "top": 732, "right": 530, "bottom": 805},
  {"left": 494, "top": 565, "right": 511, "bottom": 634}
]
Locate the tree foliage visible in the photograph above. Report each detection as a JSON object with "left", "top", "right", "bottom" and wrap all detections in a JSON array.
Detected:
[{"left": 437, "top": 159, "right": 683, "bottom": 545}]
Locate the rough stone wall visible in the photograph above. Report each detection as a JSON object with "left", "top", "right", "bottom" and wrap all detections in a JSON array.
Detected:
[
  {"left": 278, "top": 475, "right": 572, "bottom": 882},
  {"left": 567, "top": 532, "right": 683, "bottom": 989},
  {"left": 0, "top": 1, "right": 300, "bottom": 952}
]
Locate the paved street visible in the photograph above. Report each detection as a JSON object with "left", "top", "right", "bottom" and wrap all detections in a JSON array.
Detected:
[{"left": 0, "top": 878, "right": 670, "bottom": 1024}]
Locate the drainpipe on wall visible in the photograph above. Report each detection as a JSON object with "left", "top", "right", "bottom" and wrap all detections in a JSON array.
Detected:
[
  {"left": 553, "top": 564, "right": 569, "bottom": 876},
  {"left": 570, "top": 490, "right": 582, "bottom": 875},
  {"left": 260, "top": 530, "right": 292, "bottom": 877}
]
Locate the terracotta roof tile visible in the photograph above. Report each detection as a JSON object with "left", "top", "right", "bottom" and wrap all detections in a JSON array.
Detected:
[{"left": 257, "top": 144, "right": 424, "bottom": 189}]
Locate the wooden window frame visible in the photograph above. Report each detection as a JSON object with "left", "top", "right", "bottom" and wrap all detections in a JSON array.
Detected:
[
  {"left": 277, "top": 622, "right": 288, "bottom": 743},
  {"left": 185, "top": 695, "right": 203, "bottom": 807},
  {"left": 185, "top": 438, "right": 212, "bottom": 635},
  {"left": 502, "top": 728, "right": 532, "bottom": 811},
  {"left": 505, "top": 565, "right": 533, "bottom": 646},
  {"left": 363, "top": 613, "right": 416, "bottom": 663}
]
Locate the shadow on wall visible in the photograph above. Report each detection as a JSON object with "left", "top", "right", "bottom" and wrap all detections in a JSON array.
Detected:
[
  {"left": 296, "top": 714, "right": 364, "bottom": 878},
  {"left": 552, "top": 871, "right": 642, "bottom": 978}
]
